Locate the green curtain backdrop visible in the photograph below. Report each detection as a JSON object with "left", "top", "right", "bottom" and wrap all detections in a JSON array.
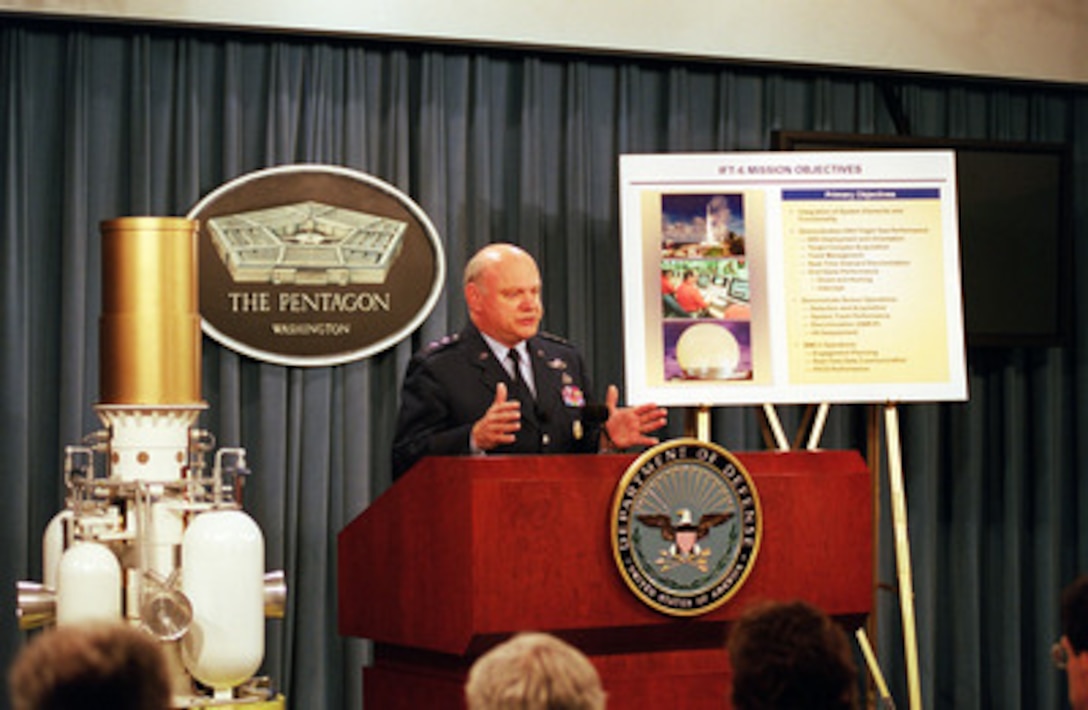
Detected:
[{"left": 2, "top": 16, "right": 1087, "bottom": 709}]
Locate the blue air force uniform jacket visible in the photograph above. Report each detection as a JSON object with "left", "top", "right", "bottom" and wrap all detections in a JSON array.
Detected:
[{"left": 391, "top": 325, "right": 602, "bottom": 478}]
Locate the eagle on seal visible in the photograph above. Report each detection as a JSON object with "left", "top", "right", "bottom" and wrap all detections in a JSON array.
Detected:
[{"left": 638, "top": 508, "right": 733, "bottom": 556}]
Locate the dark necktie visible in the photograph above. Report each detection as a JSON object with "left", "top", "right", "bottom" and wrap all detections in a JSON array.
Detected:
[
  {"left": 507, "top": 349, "right": 534, "bottom": 403},
  {"left": 507, "top": 348, "right": 543, "bottom": 451}
]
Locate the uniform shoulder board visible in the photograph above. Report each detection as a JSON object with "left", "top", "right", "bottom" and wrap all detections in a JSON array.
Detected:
[
  {"left": 421, "top": 332, "right": 461, "bottom": 355},
  {"left": 538, "top": 331, "right": 572, "bottom": 346}
]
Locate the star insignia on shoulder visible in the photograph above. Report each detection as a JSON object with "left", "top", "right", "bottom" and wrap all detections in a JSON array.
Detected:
[
  {"left": 422, "top": 332, "right": 461, "bottom": 355},
  {"left": 538, "top": 331, "right": 571, "bottom": 345}
]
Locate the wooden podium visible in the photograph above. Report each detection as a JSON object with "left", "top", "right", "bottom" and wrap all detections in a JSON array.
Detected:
[{"left": 338, "top": 451, "right": 871, "bottom": 709}]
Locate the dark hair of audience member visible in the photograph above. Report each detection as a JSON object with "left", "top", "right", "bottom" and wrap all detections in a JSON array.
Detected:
[
  {"left": 727, "top": 600, "right": 859, "bottom": 710},
  {"left": 9, "top": 622, "right": 172, "bottom": 710},
  {"left": 1063, "top": 575, "right": 1088, "bottom": 653}
]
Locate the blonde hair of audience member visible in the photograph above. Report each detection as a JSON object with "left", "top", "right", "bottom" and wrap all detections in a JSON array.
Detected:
[
  {"left": 9, "top": 622, "right": 172, "bottom": 710},
  {"left": 465, "top": 632, "right": 606, "bottom": 710},
  {"left": 727, "top": 600, "right": 859, "bottom": 710}
]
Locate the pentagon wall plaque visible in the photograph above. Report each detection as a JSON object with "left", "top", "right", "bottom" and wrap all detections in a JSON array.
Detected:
[{"left": 188, "top": 165, "right": 445, "bottom": 367}]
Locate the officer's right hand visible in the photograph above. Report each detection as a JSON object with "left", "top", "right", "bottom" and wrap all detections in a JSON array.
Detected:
[{"left": 471, "top": 383, "right": 522, "bottom": 451}]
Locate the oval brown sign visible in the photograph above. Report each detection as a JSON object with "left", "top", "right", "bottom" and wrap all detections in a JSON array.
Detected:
[{"left": 187, "top": 164, "right": 445, "bottom": 367}]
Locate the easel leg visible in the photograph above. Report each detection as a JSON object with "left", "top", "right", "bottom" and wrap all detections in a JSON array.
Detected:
[
  {"left": 683, "top": 405, "right": 712, "bottom": 442},
  {"left": 760, "top": 403, "right": 790, "bottom": 451},
  {"left": 865, "top": 405, "right": 884, "bottom": 708},
  {"left": 885, "top": 403, "right": 922, "bottom": 710}
]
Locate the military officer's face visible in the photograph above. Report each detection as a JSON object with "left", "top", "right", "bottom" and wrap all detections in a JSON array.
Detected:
[{"left": 467, "top": 247, "right": 543, "bottom": 347}]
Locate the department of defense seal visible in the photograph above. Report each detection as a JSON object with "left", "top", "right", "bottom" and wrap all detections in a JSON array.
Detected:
[{"left": 610, "top": 438, "right": 762, "bottom": 617}]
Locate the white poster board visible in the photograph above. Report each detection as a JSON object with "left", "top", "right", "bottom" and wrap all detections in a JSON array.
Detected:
[{"left": 620, "top": 151, "right": 968, "bottom": 407}]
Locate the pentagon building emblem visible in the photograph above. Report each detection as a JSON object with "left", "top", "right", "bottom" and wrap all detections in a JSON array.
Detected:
[
  {"left": 611, "top": 439, "right": 762, "bottom": 616},
  {"left": 207, "top": 201, "right": 406, "bottom": 286}
]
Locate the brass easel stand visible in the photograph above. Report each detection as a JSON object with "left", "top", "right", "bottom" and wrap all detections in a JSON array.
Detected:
[
  {"left": 685, "top": 402, "right": 921, "bottom": 708},
  {"left": 879, "top": 402, "right": 922, "bottom": 710},
  {"left": 754, "top": 401, "right": 920, "bottom": 710},
  {"left": 683, "top": 405, "right": 713, "bottom": 442}
]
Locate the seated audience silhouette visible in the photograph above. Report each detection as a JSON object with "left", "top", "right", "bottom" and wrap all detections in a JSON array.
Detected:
[
  {"left": 1059, "top": 574, "right": 1088, "bottom": 710},
  {"left": 727, "top": 600, "right": 859, "bottom": 710},
  {"left": 8, "top": 622, "right": 172, "bottom": 710},
  {"left": 465, "top": 631, "right": 606, "bottom": 710}
]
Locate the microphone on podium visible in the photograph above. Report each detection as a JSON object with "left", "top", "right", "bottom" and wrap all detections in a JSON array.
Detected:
[{"left": 567, "top": 403, "right": 608, "bottom": 445}]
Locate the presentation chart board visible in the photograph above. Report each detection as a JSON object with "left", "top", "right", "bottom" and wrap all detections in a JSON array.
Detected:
[{"left": 620, "top": 151, "right": 967, "bottom": 406}]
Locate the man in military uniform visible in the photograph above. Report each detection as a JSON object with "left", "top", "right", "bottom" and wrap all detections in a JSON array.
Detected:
[{"left": 392, "top": 243, "right": 667, "bottom": 479}]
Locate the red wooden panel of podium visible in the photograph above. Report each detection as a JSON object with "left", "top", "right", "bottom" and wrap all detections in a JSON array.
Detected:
[{"left": 338, "top": 451, "right": 871, "bottom": 709}]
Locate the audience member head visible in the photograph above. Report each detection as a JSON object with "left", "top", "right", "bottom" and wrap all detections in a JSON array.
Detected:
[
  {"left": 463, "top": 243, "right": 543, "bottom": 348},
  {"left": 465, "top": 631, "right": 606, "bottom": 710},
  {"left": 9, "top": 622, "right": 172, "bottom": 710},
  {"left": 1060, "top": 574, "right": 1088, "bottom": 710},
  {"left": 727, "top": 599, "right": 858, "bottom": 710},
  {"left": 1062, "top": 575, "right": 1088, "bottom": 653}
]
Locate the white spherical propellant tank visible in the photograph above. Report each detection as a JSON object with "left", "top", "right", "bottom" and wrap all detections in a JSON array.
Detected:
[
  {"left": 56, "top": 541, "right": 122, "bottom": 625},
  {"left": 42, "top": 509, "right": 73, "bottom": 591},
  {"left": 181, "top": 510, "right": 265, "bottom": 690}
]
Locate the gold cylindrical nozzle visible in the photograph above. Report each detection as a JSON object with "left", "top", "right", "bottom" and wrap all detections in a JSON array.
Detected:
[{"left": 99, "top": 217, "right": 202, "bottom": 405}]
